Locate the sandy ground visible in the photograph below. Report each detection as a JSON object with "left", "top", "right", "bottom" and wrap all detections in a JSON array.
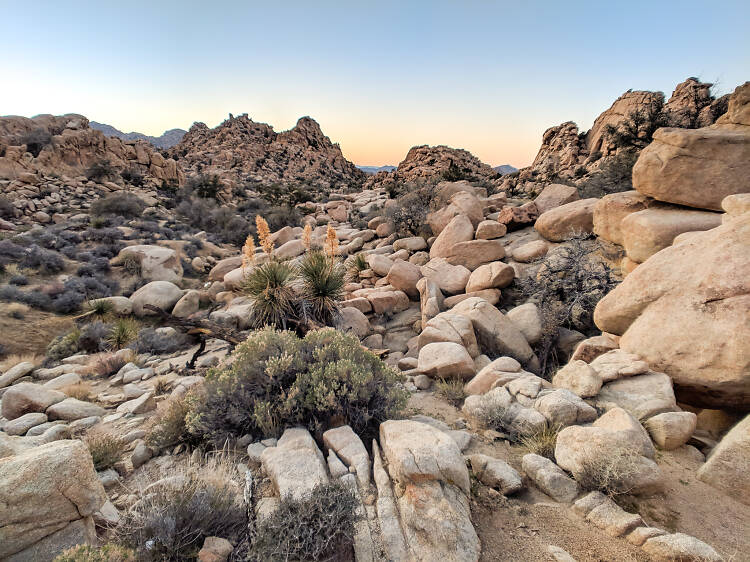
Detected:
[{"left": 408, "top": 391, "right": 750, "bottom": 562}]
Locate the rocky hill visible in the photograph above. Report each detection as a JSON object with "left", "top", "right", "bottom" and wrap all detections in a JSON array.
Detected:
[
  {"left": 494, "top": 164, "right": 517, "bottom": 175},
  {"left": 90, "top": 121, "right": 186, "bottom": 149},
  {"left": 357, "top": 165, "right": 396, "bottom": 174},
  {"left": 170, "top": 114, "right": 365, "bottom": 192}
]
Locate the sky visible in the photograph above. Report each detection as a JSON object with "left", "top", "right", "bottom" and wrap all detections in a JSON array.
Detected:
[{"left": 1, "top": 1, "right": 748, "bottom": 168}]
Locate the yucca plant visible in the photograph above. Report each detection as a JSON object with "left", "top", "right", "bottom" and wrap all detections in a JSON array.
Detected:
[
  {"left": 240, "top": 260, "right": 299, "bottom": 329},
  {"left": 107, "top": 318, "right": 138, "bottom": 350},
  {"left": 299, "top": 250, "right": 344, "bottom": 326},
  {"left": 345, "top": 252, "right": 368, "bottom": 281},
  {"left": 87, "top": 298, "right": 113, "bottom": 317}
]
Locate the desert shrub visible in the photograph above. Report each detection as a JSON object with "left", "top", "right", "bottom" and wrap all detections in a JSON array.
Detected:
[
  {"left": 441, "top": 159, "right": 470, "bottom": 182},
  {"left": 186, "top": 328, "right": 407, "bottom": 445},
  {"left": 16, "top": 128, "right": 52, "bottom": 157},
  {"left": 0, "top": 240, "right": 25, "bottom": 266},
  {"left": 83, "top": 226, "right": 122, "bottom": 244},
  {"left": 185, "top": 173, "right": 222, "bottom": 200},
  {"left": 299, "top": 251, "right": 345, "bottom": 326},
  {"left": 78, "top": 321, "right": 112, "bottom": 353},
  {"left": 8, "top": 274, "right": 28, "bottom": 285},
  {"left": 344, "top": 252, "right": 368, "bottom": 281},
  {"left": 6, "top": 302, "right": 28, "bottom": 319},
  {"left": 62, "top": 382, "right": 93, "bottom": 402},
  {"left": 85, "top": 159, "right": 116, "bottom": 182},
  {"left": 518, "top": 424, "right": 561, "bottom": 460},
  {"left": 175, "top": 197, "right": 252, "bottom": 246},
  {"left": 577, "top": 447, "right": 645, "bottom": 497},
  {"left": 87, "top": 298, "right": 114, "bottom": 317},
  {"left": 152, "top": 376, "right": 170, "bottom": 395},
  {"left": 384, "top": 185, "right": 434, "bottom": 237},
  {"left": 20, "top": 244, "right": 65, "bottom": 274},
  {"left": 0, "top": 195, "right": 14, "bottom": 219},
  {"left": 603, "top": 101, "right": 667, "bottom": 150},
  {"left": 146, "top": 396, "right": 198, "bottom": 450},
  {"left": 46, "top": 329, "right": 81, "bottom": 361},
  {"left": 434, "top": 377, "right": 466, "bottom": 406},
  {"left": 134, "top": 327, "right": 187, "bottom": 354},
  {"left": 518, "top": 235, "right": 618, "bottom": 376},
  {"left": 264, "top": 204, "right": 302, "bottom": 232},
  {"left": 84, "top": 430, "right": 125, "bottom": 471},
  {"left": 53, "top": 544, "right": 136, "bottom": 562},
  {"left": 257, "top": 181, "right": 314, "bottom": 208},
  {"left": 90, "top": 351, "right": 130, "bottom": 377},
  {"left": 120, "top": 253, "right": 142, "bottom": 276},
  {"left": 240, "top": 260, "right": 299, "bottom": 329},
  {"left": 248, "top": 481, "right": 359, "bottom": 562},
  {"left": 120, "top": 167, "right": 144, "bottom": 187},
  {"left": 576, "top": 150, "right": 639, "bottom": 199},
  {"left": 91, "top": 192, "right": 146, "bottom": 218},
  {"left": 115, "top": 458, "right": 245, "bottom": 561}
]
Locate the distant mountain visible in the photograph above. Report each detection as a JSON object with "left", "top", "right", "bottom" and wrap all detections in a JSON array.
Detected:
[
  {"left": 90, "top": 121, "right": 186, "bottom": 149},
  {"left": 494, "top": 164, "right": 518, "bottom": 175},
  {"left": 357, "top": 165, "right": 396, "bottom": 175}
]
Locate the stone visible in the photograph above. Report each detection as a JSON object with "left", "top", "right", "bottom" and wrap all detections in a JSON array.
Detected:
[
  {"left": 534, "top": 198, "right": 597, "bottom": 242},
  {"left": 594, "top": 214, "right": 750, "bottom": 409},
  {"left": 506, "top": 302, "right": 542, "bottom": 345},
  {"left": 467, "top": 454, "right": 523, "bottom": 495},
  {"left": 130, "top": 281, "right": 184, "bottom": 316},
  {"left": 47, "top": 398, "right": 106, "bottom": 421},
  {"left": 198, "top": 536, "right": 234, "bottom": 562},
  {"left": 0, "top": 440, "right": 107, "bottom": 559},
  {"left": 172, "top": 289, "right": 201, "bottom": 318},
  {"left": 444, "top": 289, "right": 501, "bottom": 308},
  {"left": 464, "top": 356, "right": 522, "bottom": 395},
  {"left": 116, "top": 392, "right": 156, "bottom": 415},
  {"left": 632, "top": 125, "right": 750, "bottom": 211},
  {"left": 429, "top": 214, "right": 474, "bottom": 259},
  {"left": 443, "top": 239, "right": 506, "bottom": 270},
  {"left": 511, "top": 239, "right": 549, "bottom": 263},
  {"left": 428, "top": 191, "right": 484, "bottom": 233},
  {"left": 337, "top": 306, "right": 370, "bottom": 338},
  {"left": 367, "top": 290, "right": 410, "bottom": 315},
  {"left": 418, "top": 342, "right": 476, "bottom": 380},
  {"left": 3, "top": 412, "right": 47, "bottom": 436},
  {"left": 1, "top": 383, "right": 65, "bottom": 420},
  {"left": 465, "top": 261, "right": 514, "bottom": 292},
  {"left": 534, "top": 389, "right": 597, "bottom": 427},
  {"left": 645, "top": 412, "right": 697, "bottom": 450},
  {"left": 117, "top": 245, "right": 182, "bottom": 283},
  {"left": 261, "top": 427, "right": 328, "bottom": 501},
  {"left": 209, "top": 256, "right": 243, "bottom": 282},
  {"left": 589, "top": 349, "right": 649, "bottom": 382},
  {"left": 697, "top": 414, "right": 750, "bottom": 506},
  {"left": 497, "top": 202, "right": 539, "bottom": 231},
  {"left": 451, "top": 297, "right": 536, "bottom": 366},
  {"left": 595, "top": 371, "right": 678, "bottom": 420},
  {"left": 593, "top": 191, "right": 653, "bottom": 246},
  {"left": 547, "top": 545, "right": 577, "bottom": 562},
  {"left": 43, "top": 372, "right": 82, "bottom": 390},
  {"left": 642, "top": 533, "right": 723, "bottom": 561},
  {"left": 552, "top": 360, "right": 603, "bottom": 398},
  {"left": 626, "top": 526, "right": 667, "bottom": 546},
  {"left": 585, "top": 496, "right": 643, "bottom": 537},
  {"left": 386, "top": 260, "right": 422, "bottom": 298},
  {"left": 322, "top": 425, "right": 370, "bottom": 489},
  {"left": 420, "top": 258, "right": 471, "bottom": 295},
  {"left": 131, "top": 440, "right": 153, "bottom": 469},
  {"left": 722, "top": 193, "right": 750, "bottom": 217},
  {"left": 414, "top": 374, "right": 432, "bottom": 389},
  {"left": 570, "top": 334, "right": 619, "bottom": 363},
  {"left": 621, "top": 207, "right": 722, "bottom": 263},
  {"left": 393, "top": 236, "right": 427, "bottom": 251},
  {"left": 0, "top": 362, "right": 35, "bottom": 389},
  {"left": 367, "top": 253, "right": 394, "bottom": 276},
  {"left": 522, "top": 454, "right": 579, "bottom": 503},
  {"left": 475, "top": 220, "right": 507, "bottom": 240}
]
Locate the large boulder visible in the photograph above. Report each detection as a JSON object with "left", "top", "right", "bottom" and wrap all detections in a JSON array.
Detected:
[
  {"left": 442, "top": 240, "right": 506, "bottom": 271},
  {"left": 260, "top": 428, "right": 328, "bottom": 501},
  {"left": 416, "top": 277, "right": 444, "bottom": 326},
  {"left": 451, "top": 297, "right": 536, "bottom": 367},
  {"left": 593, "top": 191, "right": 653, "bottom": 246},
  {"left": 420, "top": 258, "right": 471, "bottom": 295},
  {"left": 465, "top": 262, "right": 514, "bottom": 293},
  {"left": 130, "top": 281, "right": 185, "bottom": 316},
  {"left": 417, "top": 342, "right": 476, "bottom": 380},
  {"left": 0, "top": 440, "right": 107, "bottom": 560},
  {"left": 534, "top": 198, "right": 598, "bottom": 242},
  {"left": 594, "top": 214, "right": 750, "bottom": 409},
  {"left": 632, "top": 83, "right": 750, "bottom": 211},
  {"left": 1, "top": 383, "right": 65, "bottom": 420},
  {"left": 117, "top": 245, "right": 183, "bottom": 283},
  {"left": 386, "top": 260, "right": 422, "bottom": 298},
  {"left": 428, "top": 191, "right": 484, "bottom": 234},
  {"left": 419, "top": 312, "right": 480, "bottom": 358},
  {"left": 620, "top": 207, "right": 722, "bottom": 263},
  {"left": 533, "top": 183, "right": 580, "bottom": 214},
  {"left": 697, "top": 414, "right": 750, "bottom": 505},
  {"left": 429, "top": 214, "right": 474, "bottom": 259}
]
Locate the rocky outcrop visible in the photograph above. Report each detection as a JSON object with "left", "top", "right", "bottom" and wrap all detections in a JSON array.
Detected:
[
  {"left": 697, "top": 414, "right": 750, "bottom": 505},
  {"left": 594, "top": 212, "right": 750, "bottom": 409},
  {"left": 170, "top": 114, "right": 364, "bottom": 191}
]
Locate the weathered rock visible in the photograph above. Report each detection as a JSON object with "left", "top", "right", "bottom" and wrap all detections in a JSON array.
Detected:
[
  {"left": 418, "top": 342, "right": 476, "bottom": 380},
  {"left": 522, "top": 454, "right": 579, "bottom": 503},
  {"left": 322, "top": 425, "right": 370, "bottom": 489},
  {"left": 642, "top": 533, "right": 723, "bottom": 561},
  {"left": 475, "top": 220, "right": 507, "bottom": 240},
  {"left": 697, "top": 414, "right": 750, "bottom": 506},
  {"left": 386, "top": 260, "right": 422, "bottom": 298},
  {"left": 172, "top": 289, "right": 201, "bottom": 318},
  {"left": 337, "top": 306, "right": 370, "bottom": 338},
  {"left": 420, "top": 312, "right": 480, "bottom": 358},
  {"left": 208, "top": 256, "right": 243, "bottom": 282},
  {"left": 116, "top": 392, "right": 156, "bottom": 415},
  {"left": 594, "top": 214, "right": 750, "bottom": 409},
  {"left": 368, "top": 290, "right": 410, "bottom": 315},
  {"left": 442, "top": 240, "right": 506, "bottom": 271},
  {"left": 535, "top": 198, "right": 597, "bottom": 242},
  {"left": 368, "top": 254, "right": 395, "bottom": 276},
  {"left": 570, "top": 334, "right": 619, "bottom": 363},
  {"left": 261, "top": 427, "right": 328, "bottom": 501},
  {"left": 130, "top": 281, "right": 184, "bottom": 316},
  {"left": 3, "top": 412, "right": 48, "bottom": 436},
  {"left": 589, "top": 349, "right": 649, "bottom": 382},
  {"left": 416, "top": 277, "right": 444, "bottom": 326},
  {"left": 552, "top": 360, "right": 603, "bottom": 398},
  {"left": 464, "top": 356, "right": 522, "bottom": 395},
  {"left": 198, "top": 536, "right": 234, "bottom": 562},
  {"left": 117, "top": 245, "right": 183, "bottom": 283},
  {"left": 497, "top": 202, "right": 539, "bottom": 231},
  {"left": 0, "top": 362, "right": 35, "bottom": 389},
  {"left": 534, "top": 183, "right": 580, "bottom": 214},
  {"left": 468, "top": 454, "right": 522, "bottom": 495},
  {"left": 596, "top": 371, "right": 678, "bottom": 421},
  {"left": 420, "top": 258, "right": 471, "bottom": 295},
  {"left": 645, "top": 412, "right": 697, "bottom": 450},
  {"left": 0, "top": 440, "right": 107, "bottom": 560},
  {"left": 585, "top": 495, "right": 643, "bottom": 537},
  {"left": 465, "top": 261, "right": 514, "bottom": 293},
  {"left": 429, "top": 214, "right": 475, "bottom": 259},
  {"left": 620, "top": 207, "right": 722, "bottom": 263},
  {"left": 511, "top": 239, "right": 549, "bottom": 263},
  {"left": 593, "top": 191, "right": 653, "bottom": 246},
  {"left": 46, "top": 399, "right": 106, "bottom": 421},
  {"left": 506, "top": 302, "right": 542, "bottom": 345},
  {"left": 534, "top": 389, "right": 597, "bottom": 427},
  {"left": 1, "top": 383, "right": 65, "bottom": 420}
]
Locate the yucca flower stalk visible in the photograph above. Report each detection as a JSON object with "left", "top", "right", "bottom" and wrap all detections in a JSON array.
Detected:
[
  {"left": 302, "top": 223, "right": 313, "bottom": 251},
  {"left": 241, "top": 234, "right": 256, "bottom": 271},
  {"left": 324, "top": 224, "right": 338, "bottom": 259},
  {"left": 256, "top": 215, "right": 274, "bottom": 256}
]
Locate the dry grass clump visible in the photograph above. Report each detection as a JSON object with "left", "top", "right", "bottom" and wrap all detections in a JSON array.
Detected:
[
  {"left": 434, "top": 377, "right": 467, "bottom": 405},
  {"left": 62, "top": 381, "right": 94, "bottom": 402},
  {"left": 84, "top": 430, "right": 126, "bottom": 471},
  {"left": 518, "top": 424, "right": 562, "bottom": 460},
  {"left": 53, "top": 543, "right": 136, "bottom": 562},
  {"left": 152, "top": 376, "right": 171, "bottom": 395},
  {"left": 577, "top": 446, "right": 644, "bottom": 497},
  {"left": 146, "top": 396, "right": 197, "bottom": 450},
  {"left": 88, "top": 351, "right": 131, "bottom": 378},
  {"left": 115, "top": 455, "right": 245, "bottom": 561},
  {"left": 248, "top": 481, "right": 359, "bottom": 562},
  {"left": 0, "top": 353, "right": 43, "bottom": 372}
]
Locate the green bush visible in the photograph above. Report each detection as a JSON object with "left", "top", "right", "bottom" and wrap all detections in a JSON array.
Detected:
[
  {"left": 299, "top": 250, "right": 345, "bottom": 326},
  {"left": 383, "top": 185, "right": 434, "bottom": 237},
  {"left": 86, "top": 159, "right": 117, "bottom": 182},
  {"left": 186, "top": 328, "right": 408, "bottom": 445},
  {"left": 241, "top": 260, "right": 299, "bottom": 329},
  {"left": 46, "top": 329, "right": 81, "bottom": 361},
  {"left": 248, "top": 481, "right": 359, "bottom": 561}
]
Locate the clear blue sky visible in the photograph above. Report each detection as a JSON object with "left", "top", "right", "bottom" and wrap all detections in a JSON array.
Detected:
[{"left": 2, "top": 0, "right": 748, "bottom": 167}]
